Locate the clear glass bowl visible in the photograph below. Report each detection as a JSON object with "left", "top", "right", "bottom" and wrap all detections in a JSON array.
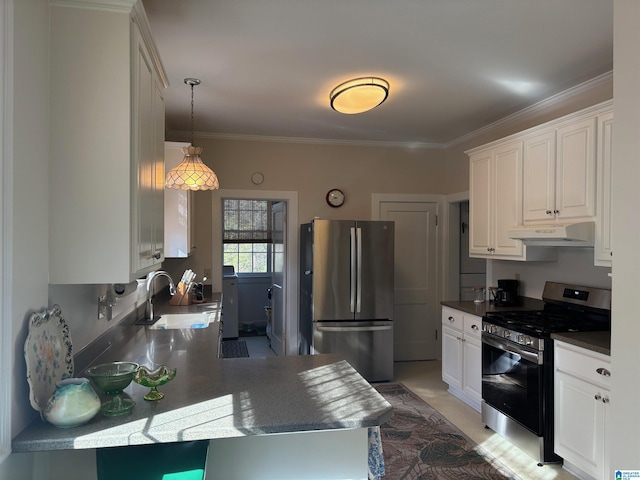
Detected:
[
  {"left": 85, "top": 362, "right": 139, "bottom": 394},
  {"left": 85, "top": 362, "right": 139, "bottom": 416}
]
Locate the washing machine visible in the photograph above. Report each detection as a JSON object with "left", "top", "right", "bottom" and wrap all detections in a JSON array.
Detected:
[{"left": 222, "top": 265, "right": 239, "bottom": 339}]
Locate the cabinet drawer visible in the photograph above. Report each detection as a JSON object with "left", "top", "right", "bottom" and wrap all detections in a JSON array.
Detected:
[
  {"left": 555, "top": 341, "right": 611, "bottom": 388},
  {"left": 463, "top": 314, "right": 482, "bottom": 338},
  {"left": 442, "top": 307, "right": 463, "bottom": 330}
]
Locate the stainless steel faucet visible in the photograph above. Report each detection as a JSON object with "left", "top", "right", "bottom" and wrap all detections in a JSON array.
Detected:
[{"left": 146, "top": 270, "right": 176, "bottom": 321}]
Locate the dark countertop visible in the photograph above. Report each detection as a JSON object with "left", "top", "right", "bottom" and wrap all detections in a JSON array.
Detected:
[
  {"left": 441, "top": 297, "right": 546, "bottom": 317},
  {"left": 442, "top": 299, "right": 611, "bottom": 356},
  {"left": 13, "top": 292, "right": 392, "bottom": 453},
  {"left": 551, "top": 331, "right": 611, "bottom": 356}
]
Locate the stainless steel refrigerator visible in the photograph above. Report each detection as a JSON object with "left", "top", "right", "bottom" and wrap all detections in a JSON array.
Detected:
[{"left": 299, "top": 219, "right": 394, "bottom": 382}]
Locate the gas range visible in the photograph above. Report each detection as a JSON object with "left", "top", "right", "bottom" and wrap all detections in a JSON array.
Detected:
[
  {"left": 482, "top": 281, "right": 611, "bottom": 351},
  {"left": 481, "top": 281, "right": 611, "bottom": 464}
]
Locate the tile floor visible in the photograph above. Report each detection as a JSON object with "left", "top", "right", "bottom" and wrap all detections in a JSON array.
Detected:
[
  {"left": 242, "top": 335, "right": 577, "bottom": 480},
  {"left": 393, "top": 360, "right": 578, "bottom": 480}
]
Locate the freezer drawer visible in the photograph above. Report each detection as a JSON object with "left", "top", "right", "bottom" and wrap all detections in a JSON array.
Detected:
[{"left": 312, "top": 321, "right": 393, "bottom": 382}]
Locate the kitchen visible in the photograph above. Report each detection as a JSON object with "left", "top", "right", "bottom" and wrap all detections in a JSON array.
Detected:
[{"left": 2, "top": 1, "right": 640, "bottom": 479}]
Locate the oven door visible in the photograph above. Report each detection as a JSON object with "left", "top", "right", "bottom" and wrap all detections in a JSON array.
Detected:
[{"left": 482, "top": 333, "right": 544, "bottom": 435}]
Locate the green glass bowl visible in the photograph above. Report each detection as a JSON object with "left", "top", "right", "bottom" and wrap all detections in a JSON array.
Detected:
[{"left": 85, "top": 362, "right": 139, "bottom": 395}]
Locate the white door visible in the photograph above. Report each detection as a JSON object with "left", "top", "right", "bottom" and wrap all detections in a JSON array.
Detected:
[
  {"left": 270, "top": 201, "right": 286, "bottom": 356},
  {"left": 380, "top": 201, "right": 438, "bottom": 361}
]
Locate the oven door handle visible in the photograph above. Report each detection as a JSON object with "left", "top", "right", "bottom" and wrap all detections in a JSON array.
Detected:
[{"left": 482, "top": 334, "right": 542, "bottom": 365}]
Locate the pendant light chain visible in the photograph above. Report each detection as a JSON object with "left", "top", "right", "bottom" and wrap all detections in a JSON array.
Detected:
[{"left": 190, "top": 81, "right": 195, "bottom": 146}]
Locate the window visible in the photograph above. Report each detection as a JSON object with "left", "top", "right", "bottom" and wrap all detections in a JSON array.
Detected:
[{"left": 223, "top": 199, "right": 273, "bottom": 273}]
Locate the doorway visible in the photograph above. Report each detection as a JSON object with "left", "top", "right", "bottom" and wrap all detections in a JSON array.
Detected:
[{"left": 211, "top": 189, "right": 299, "bottom": 356}]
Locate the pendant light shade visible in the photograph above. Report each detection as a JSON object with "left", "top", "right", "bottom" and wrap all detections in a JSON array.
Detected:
[
  {"left": 330, "top": 77, "right": 389, "bottom": 114},
  {"left": 165, "top": 78, "right": 220, "bottom": 191},
  {"left": 165, "top": 145, "right": 220, "bottom": 190}
]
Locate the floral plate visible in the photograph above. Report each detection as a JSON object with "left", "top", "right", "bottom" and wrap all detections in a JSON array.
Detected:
[{"left": 24, "top": 305, "right": 74, "bottom": 416}]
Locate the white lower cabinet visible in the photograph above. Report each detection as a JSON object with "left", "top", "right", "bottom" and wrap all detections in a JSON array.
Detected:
[
  {"left": 554, "top": 341, "right": 611, "bottom": 480},
  {"left": 441, "top": 306, "right": 482, "bottom": 412}
]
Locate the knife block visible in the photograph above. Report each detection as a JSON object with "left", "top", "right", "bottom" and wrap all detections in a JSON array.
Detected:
[{"left": 169, "top": 282, "right": 192, "bottom": 306}]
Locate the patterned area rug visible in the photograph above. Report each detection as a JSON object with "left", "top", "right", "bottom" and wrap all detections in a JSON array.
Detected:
[
  {"left": 375, "top": 383, "right": 520, "bottom": 480},
  {"left": 221, "top": 340, "right": 249, "bottom": 358}
]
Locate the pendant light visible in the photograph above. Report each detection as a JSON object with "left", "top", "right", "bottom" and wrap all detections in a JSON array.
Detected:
[{"left": 165, "top": 78, "right": 220, "bottom": 191}]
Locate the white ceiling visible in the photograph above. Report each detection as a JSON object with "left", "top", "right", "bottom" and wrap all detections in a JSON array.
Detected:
[{"left": 142, "top": 0, "right": 613, "bottom": 147}]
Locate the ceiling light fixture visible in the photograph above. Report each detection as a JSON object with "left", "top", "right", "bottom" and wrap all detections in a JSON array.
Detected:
[
  {"left": 329, "top": 77, "right": 390, "bottom": 114},
  {"left": 165, "top": 78, "right": 220, "bottom": 191}
]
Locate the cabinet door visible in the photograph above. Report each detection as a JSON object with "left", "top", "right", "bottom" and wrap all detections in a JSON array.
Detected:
[
  {"left": 132, "top": 23, "right": 164, "bottom": 275},
  {"left": 523, "top": 130, "right": 556, "bottom": 222},
  {"left": 469, "top": 150, "right": 492, "bottom": 256},
  {"left": 555, "top": 370, "right": 604, "bottom": 479},
  {"left": 492, "top": 141, "right": 524, "bottom": 257},
  {"left": 555, "top": 118, "right": 596, "bottom": 220},
  {"left": 152, "top": 79, "right": 165, "bottom": 263},
  {"left": 441, "top": 324, "right": 462, "bottom": 391},
  {"left": 595, "top": 112, "right": 613, "bottom": 266},
  {"left": 462, "top": 333, "right": 482, "bottom": 405}
]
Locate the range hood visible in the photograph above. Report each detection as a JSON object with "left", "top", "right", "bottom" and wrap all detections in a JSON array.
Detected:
[{"left": 507, "top": 221, "right": 595, "bottom": 247}]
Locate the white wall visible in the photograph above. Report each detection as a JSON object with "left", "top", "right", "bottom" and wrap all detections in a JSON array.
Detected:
[{"left": 609, "top": 0, "right": 640, "bottom": 468}]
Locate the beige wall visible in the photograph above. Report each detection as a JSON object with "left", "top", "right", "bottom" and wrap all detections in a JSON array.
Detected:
[{"left": 164, "top": 137, "right": 449, "bottom": 284}]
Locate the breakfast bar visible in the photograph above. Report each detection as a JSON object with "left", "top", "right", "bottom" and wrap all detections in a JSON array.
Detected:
[{"left": 12, "top": 298, "right": 392, "bottom": 479}]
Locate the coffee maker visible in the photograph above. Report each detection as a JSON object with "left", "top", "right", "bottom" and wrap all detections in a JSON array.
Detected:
[{"left": 494, "top": 279, "right": 519, "bottom": 307}]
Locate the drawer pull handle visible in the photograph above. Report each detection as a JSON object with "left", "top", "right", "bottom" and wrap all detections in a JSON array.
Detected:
[
  {"left": 602, "top": 396, "right": 610, "bottom": 404},
  {"left": 594, "top": 393, "right": 602, "bottom": 401},
  {"left": 471, "top": 324, "right": 479, "bottom": 330},
  {"left": 448, "top": 316, "right": 455, "bottom": 322},
  {"left": 596, "top": 368, "right": 611, "bottom": 377}
]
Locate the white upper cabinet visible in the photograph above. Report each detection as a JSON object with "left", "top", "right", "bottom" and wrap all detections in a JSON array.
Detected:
[
  {"left": 469, "top": 141, "right": 524, "bottom": 258},
  {"left": 164, "top": 142, "right": 195, "bottom": 258},
  {"left": 49, "top": 1, "right": 167, "bottom": 284},
  {"left": 469, "top": 141, "right": 555, "bottom": 261},
  {"left": 523, "top": 117, "right": 597, "bottom": 222},
  {"left": 595, "top": 111, "right": 614, "bottom": 266},
  {"left": 467, "top": 100, "right": 612, "bottom": 264}
]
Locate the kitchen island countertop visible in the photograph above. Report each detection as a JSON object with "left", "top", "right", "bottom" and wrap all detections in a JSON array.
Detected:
[{"left": 12, "top": 293, "right": 392, "bottom": 453}]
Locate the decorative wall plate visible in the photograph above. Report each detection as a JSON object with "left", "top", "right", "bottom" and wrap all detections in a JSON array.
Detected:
[{"left": 24, "top": 304, "right": 74, "bottom": 415}]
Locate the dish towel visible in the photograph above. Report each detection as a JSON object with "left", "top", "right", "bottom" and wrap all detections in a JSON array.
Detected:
[{"left": 368, "top": 426, "right": 385, "bottom": 480}]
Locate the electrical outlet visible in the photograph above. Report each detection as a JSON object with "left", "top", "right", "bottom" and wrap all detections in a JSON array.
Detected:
[{"left": 98, "top": 295, "right": 107, "bottom": 319}]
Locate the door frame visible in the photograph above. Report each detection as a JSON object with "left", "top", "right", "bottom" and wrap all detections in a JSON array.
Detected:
[
  {"left": 212, "top": 189, "right": 299, "bottom": 356},
  {"left": 1, "top": 0, "right": 13, "bottom": 461},
  {"left": 371, "top": 193, "right": 444, "bottom": 359}
]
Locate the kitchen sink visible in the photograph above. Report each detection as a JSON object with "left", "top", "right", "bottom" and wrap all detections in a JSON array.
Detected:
[{"left": 148, "top": 312, "right": 214, "bottom": 330}]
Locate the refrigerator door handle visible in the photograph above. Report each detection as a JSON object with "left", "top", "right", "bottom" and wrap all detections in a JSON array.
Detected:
[
  {"left": 316, "top": 325, "right": 393, "bottom": 332},
  {"left": 356, "top": 227, "right": 362, "bottom": 313},
  {"left": 350, "top": 227, "right": 356, "bottom": 313}
]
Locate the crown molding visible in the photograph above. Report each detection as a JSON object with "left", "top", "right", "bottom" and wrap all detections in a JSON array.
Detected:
[
  {"left": 444, "top": 70, "right": 613, "bottom": 149},
  {"left": 166, "top": 130, "right": 445, "bottom": 150},
  {"left": 49, "top": 0, "right": 137, "bottom": 13}
]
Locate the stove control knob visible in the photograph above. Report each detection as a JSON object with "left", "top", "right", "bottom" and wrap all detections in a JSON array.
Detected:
[
  {"left": 502, "top": 329, "right": 511, "bottom": 339},
  {"left": 517, "top": 334, "right": 532, "bottom": 346}
]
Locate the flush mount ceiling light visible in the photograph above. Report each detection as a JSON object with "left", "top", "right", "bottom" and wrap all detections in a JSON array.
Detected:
[
  {"left": 329, "top": 77, "right": 390, "bottom": 114},
  {"left": 165, "top": 78, "right": 220, "bottom": 191}
]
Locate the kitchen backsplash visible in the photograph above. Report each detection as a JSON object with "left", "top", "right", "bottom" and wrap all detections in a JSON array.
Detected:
[{"left": 489, "top": 247, "right": 611, "bottom": 299}]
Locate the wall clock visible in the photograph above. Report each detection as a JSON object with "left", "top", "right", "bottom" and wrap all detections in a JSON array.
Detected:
[
  {"left": 251, "top": 172, "right": 264, "bottom": 185},
  {"left": 326, "top": 189, "right": 345, "bottom": 208}
]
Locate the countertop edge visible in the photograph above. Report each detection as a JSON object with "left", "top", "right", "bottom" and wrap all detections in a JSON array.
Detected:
[{"left": 551, "top": 331, "right": 611, "bottom": 356}]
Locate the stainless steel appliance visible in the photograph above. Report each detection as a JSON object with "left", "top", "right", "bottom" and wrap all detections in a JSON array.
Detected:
[
  {"left": 299, "top": 219, "right": 394, "bottom": 382},
  {"left": 481, "top": 281, "right": 610, "bottom": 464}
]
